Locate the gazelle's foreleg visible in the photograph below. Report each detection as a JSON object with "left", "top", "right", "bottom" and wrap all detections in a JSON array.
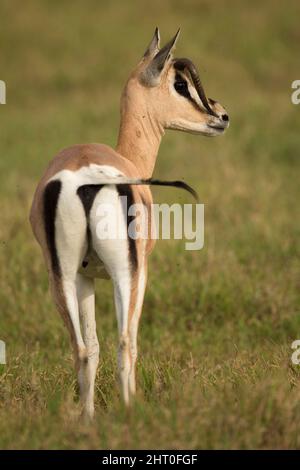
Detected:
[{"left": 76, "top": 274, "right": 99, "bottom": 420}]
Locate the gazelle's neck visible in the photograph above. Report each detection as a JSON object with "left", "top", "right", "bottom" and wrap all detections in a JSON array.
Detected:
[{"left": 116, "top": 101, "right": 164, "bottom": 179}]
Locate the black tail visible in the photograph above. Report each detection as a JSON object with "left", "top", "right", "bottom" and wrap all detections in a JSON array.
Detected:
[
  {"left": 116, "top": 178, "right": 199, "bottom": 202},
  {"left": 145, "top": 178, "right": 199, "bottom": 202}
]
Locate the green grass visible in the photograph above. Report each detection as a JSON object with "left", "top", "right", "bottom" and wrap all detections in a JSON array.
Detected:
[{"left": 0, "top": 0, "right": 300, "bottom": 449}]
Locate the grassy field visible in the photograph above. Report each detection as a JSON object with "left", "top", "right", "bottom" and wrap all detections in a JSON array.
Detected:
[{"left": 0, "top": 0, "right": 300, "bottom": 449}]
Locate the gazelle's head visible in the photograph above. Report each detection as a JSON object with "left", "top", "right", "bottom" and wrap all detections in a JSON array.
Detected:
[{"left": 122, "top": 28, "right": 229, "bottom": 137}]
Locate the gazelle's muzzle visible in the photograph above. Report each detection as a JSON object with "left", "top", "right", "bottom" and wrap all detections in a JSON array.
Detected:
[{"left": 206, "top": 98, "right": 230, "bottom": 134}]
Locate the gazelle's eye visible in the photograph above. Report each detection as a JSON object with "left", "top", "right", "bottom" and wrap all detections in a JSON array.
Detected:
[
  {"left": 174, "top": 74, "right": 190, "bottom": 98},
  {"left": 175, "top": 81, "right": 187, "bottom": 93}
]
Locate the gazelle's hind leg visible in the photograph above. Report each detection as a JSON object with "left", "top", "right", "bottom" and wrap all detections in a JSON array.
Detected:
[
  {"left": 91, "top": 236, "right": 133, "bottom": 404},
  {"left": 112, "top": 252, "right": 147, "bottom": 403},
  {"left": 90, "top": 185, "right": 148, "bottom": 405},
  {"left": 52, "top": 273, "right": 98, "bottom": 421},
  {"left": 76, "top": 274, "right": 99, "bottom": 420},
  {"left": 128, "top": 260, "right": 147, "bottom": 397},
  {"left": 50, "top": 274, "right": 89, "bottom": 414},
  {"left": 46, "top": 184, "right": 94, "bottom": 418}
]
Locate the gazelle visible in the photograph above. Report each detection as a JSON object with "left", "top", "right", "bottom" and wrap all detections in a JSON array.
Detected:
[{"left": 30, "top": 28, "right": 229, "bottom": 420}]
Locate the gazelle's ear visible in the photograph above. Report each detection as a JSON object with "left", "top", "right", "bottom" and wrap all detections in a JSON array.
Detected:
[
  {"left": 143, "top": 27, "right": 160, "bottom": 58},
  {"left": 140, "top": 29, "right": 180, "bottom": 87}
]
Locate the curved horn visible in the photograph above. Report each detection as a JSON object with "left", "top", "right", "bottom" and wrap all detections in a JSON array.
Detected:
[{"left": 174, "top": 58, "right": 218, "bottom": 117}]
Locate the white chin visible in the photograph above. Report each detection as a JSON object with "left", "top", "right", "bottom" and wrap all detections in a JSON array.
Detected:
[
  {"left": 167, "top": 120, "right": 225, "bottom": 136},
  {"left": 204, "top": 126, "right": 226, "bottom": 137}
]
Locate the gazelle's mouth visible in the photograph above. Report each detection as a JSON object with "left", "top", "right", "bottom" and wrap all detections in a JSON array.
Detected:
[{"left": 207, "top": 124, "right": 226, "bottom": 132}]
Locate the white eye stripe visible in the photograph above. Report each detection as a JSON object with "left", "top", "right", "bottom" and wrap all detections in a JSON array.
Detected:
[
  {"left": 186, "top": 80, "right": 205, "bottom": 109},
  {"left": 173, "top": 68, "right": 206, "bottom": 110},
  {"left": 170, "top": 69, "right": 205, "bottom": 112}
]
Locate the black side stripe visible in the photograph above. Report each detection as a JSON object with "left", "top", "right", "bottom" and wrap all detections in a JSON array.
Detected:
[
  {"left": 43, "top": 180, "right": 62, "bottom": 277},
  {"left": 117, "top": 184, "right": 138, "bottom": 273}
]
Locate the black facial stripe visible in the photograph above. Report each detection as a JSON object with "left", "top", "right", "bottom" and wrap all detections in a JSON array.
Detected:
[
  {"left": 174, "top": 73, "right": 191, "bottom": 99},
  {"left": 174, "top": 73, "right": 202, "bottom": 111},
  {"left": 43, "top": 180, "right": 62, "bottom": 277},
  {"left": 117, "top": 185, "right": 138, "bottom": 273}
]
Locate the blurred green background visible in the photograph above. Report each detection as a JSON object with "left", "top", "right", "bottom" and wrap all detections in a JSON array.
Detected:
[{"left": 0, "top": 0, "right": 300, "bottom": 449}]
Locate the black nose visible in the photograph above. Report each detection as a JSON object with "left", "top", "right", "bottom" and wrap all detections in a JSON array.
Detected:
[{"left": 222, "top": 114, "right": 229, "bottom": 122}]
